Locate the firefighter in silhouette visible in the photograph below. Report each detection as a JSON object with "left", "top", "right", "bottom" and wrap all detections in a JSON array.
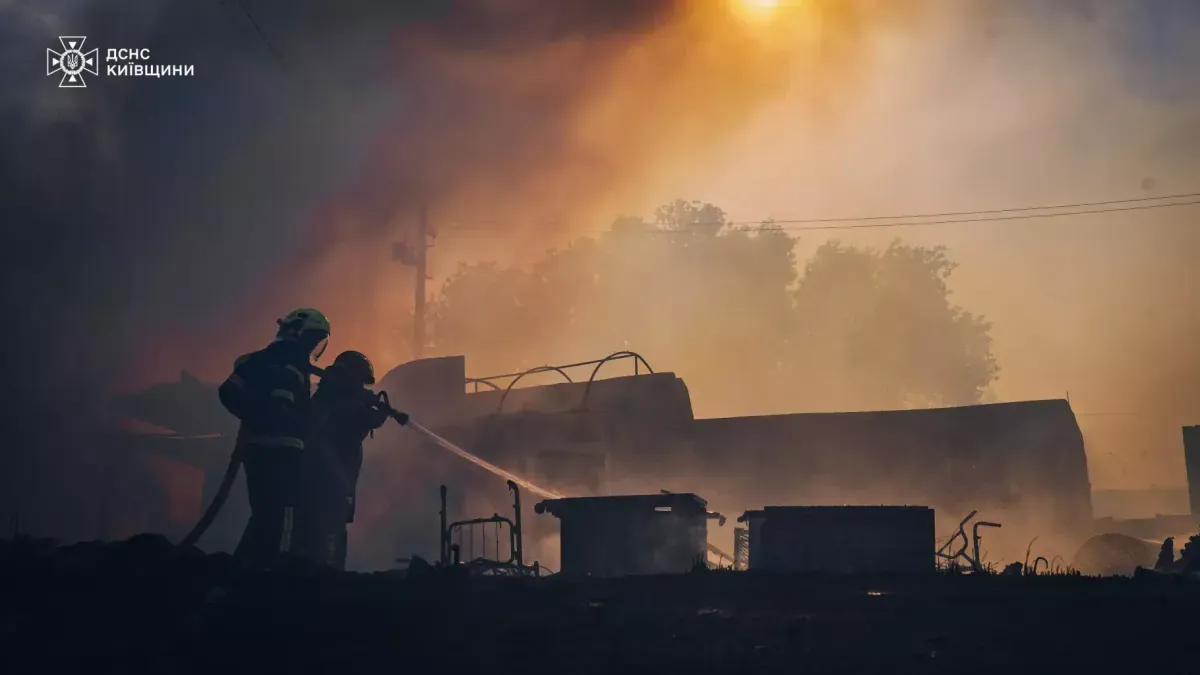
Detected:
[
  {"left": 301, "top": 350, "right": 405, "bottom": 569},
  {"left": 217, "top": 308, "right": 331, "bottom": 567}
]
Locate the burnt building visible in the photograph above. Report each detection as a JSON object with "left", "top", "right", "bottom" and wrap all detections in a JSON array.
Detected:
[
  {"left": 737, "top": 506, "right": 936, "bottom": 574},
  {"left": 533, "top": 493, "right": 713, "bottom": 577}
]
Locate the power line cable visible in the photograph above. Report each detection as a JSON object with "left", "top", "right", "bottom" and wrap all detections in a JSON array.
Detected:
[
  {"left": 448, "top": 191, "right": 1200, "bottom": 230},
  {"left": 232, "top": 0, "right": 286, "bottom": 68},
  {"left": 213, "top": 0, "right": 286, "bottom": 68},
  {"left": 771, "top": 191, "right": 1200, "bottom": 224},
  {"left": 769, "top": 198, "right": 1200, "bottom": 232},
  {"left": 436, "top": 196, "right": 1200, "bottom": 238}
]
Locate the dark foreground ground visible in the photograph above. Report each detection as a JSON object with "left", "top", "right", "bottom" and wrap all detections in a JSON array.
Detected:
[{"left": 2, "top": 535, "right": 1198, "bottom": 674}]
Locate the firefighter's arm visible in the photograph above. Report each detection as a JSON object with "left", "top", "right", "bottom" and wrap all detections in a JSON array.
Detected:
[
  {"left": 265, "top": 362, "right": 308, "bottom": 424},
  {"left": 348, "top": 393, "right": 388, "bottom": 429},
  {"left": 341, "top": 391, "right": 393, "bottom": 433},
  {"left": 217, "top": 353, "right": 269, "bottom": 421}
]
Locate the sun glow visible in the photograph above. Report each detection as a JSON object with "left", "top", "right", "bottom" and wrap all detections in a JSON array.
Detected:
[{"left": 735, "top": 0, "right": 783, "bottom": 20}]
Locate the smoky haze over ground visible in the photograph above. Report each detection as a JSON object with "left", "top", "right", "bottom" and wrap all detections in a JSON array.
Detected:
[{"left": 1, "top": 0, "right": 1198, "bottom": 542}]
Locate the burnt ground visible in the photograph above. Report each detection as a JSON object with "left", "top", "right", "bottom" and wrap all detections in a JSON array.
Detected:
[{"left": 2, "top": 535, "right": 1198, "bottom": 674}]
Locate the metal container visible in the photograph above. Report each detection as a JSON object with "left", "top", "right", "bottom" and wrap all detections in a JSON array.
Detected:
[
  {"left": 534, "top": 493, "right": 711, "bottom": 577},
  {"left": 737, "top": 505, "right": 936, "bottom": 574}
]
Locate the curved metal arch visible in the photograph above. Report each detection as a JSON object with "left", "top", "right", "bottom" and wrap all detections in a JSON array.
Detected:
[
  {"left": 465, "top": 377, "right": 503, "bottom": 393},
  {"left": 577, "top": 351, "right": 654, "bottom": 410},
  {"left": 495, "top": 365, "right": 575, "bottom": 414}
]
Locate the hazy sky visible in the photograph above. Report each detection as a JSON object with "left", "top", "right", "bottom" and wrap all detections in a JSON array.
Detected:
[
  {"left": 673, "top": 1, "right": 1200, "bottom": 488},
  {"left": 430, "top": 0, "right": 1200, "bottom": 487}
]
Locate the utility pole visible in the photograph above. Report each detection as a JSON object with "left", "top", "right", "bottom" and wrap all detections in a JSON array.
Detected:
[
  {"left": 413, "top": 204, "right": 429, "bottom": 360},
  {"left": 393, "top": 204, "right": 432, "bottom": 361}
]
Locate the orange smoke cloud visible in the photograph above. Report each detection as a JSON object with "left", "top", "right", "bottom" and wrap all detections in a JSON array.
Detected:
[
  {"left": 141, "top": 0, "right": 834, "bottom": 383},
  {"left": 139, "top": 0, "right": 941, "bottom": 388}
]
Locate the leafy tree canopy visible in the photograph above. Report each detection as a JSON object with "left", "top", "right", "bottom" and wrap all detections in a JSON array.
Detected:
[{"left": 429, "top": 199, "right": 997, "bottom": 415}]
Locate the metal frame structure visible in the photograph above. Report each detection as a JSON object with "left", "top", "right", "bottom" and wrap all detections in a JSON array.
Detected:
[
  {"left": 438, "top": 480, "right": 541, "bottom": 577},
  {"left": 462, "top": 351, "right": 655, "bottom": 413},
  {"left": 494, "top": 366, "right": 575, "bottom": 414},
  {"left": 936, "top": 510, "right": 1002, "bottom": 573}
]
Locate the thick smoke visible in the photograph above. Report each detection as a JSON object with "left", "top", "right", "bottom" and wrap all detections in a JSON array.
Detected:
[
  {"left": 4, "top": 0, "right": 1197, "bottom": 544},
  {"left": 0, "top": 0, "right": 812, "bottom": 538},
  {"left": 449, "top": 0, "right": 1200, "bottom": 490},
  {"left": 677, "top": 0, "right": 1200, "bottom": 489},
  {"left": 406, "top": 0, "right": 1200, "bottom": 541}
]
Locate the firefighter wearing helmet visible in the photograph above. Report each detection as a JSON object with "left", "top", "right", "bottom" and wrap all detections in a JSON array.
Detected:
[
  {"left": 217, "top": 308, "right": 331, "bottom": 567},
  {"left": 300, "top": 350, "right": 400, "bottom": 569}
]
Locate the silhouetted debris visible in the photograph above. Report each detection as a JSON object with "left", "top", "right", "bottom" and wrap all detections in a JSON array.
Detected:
[
  {"left": 1137, "top": 533, "right": 1200, "bottom": 579},
  {"left": 4, "top": 534, "right": 1200, "bottom": 673},
  {"left": 405, "top": 555, "right": 435, "bottom": 578},
  {"left": 936, "top": 510, "right": 1003, "bottom": 574},
  {"left": 1156, "top": 537, "right": 1176, "bottom": 571},
  {"left": 1180, "top": 533, "right": 1200, "bottom": 573},
  {"left": 1001, "top": 562, "right": 1023, "bottom": 576}
]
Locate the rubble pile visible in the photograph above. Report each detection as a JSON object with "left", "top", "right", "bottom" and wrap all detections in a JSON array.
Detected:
[
  {"left": 1143, "top": 533, "right": 1200, "bottom": 577},
  {"left": 3, "top": 535, "right": 1200, "bottom": 673}
]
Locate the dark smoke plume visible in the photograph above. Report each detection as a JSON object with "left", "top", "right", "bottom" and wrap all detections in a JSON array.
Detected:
[{"left": 0, "top": 0, "right": 799, "bottom": 539}]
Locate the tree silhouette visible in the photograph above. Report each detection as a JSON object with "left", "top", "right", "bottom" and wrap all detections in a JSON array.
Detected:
[
  {"left": 787, "top": 240, "right": 997, "bottom": 411},
  {"left": 428, "top": 200, "right": 998, "bottom": 415}
]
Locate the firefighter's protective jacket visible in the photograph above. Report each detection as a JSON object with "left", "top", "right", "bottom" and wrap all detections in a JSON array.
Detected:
[
  {"left": 309, "top": 380, "right": 389, "bottom": 523},
  {"left": 217, "top": 341, "right": 313, "bottom": 451}
]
